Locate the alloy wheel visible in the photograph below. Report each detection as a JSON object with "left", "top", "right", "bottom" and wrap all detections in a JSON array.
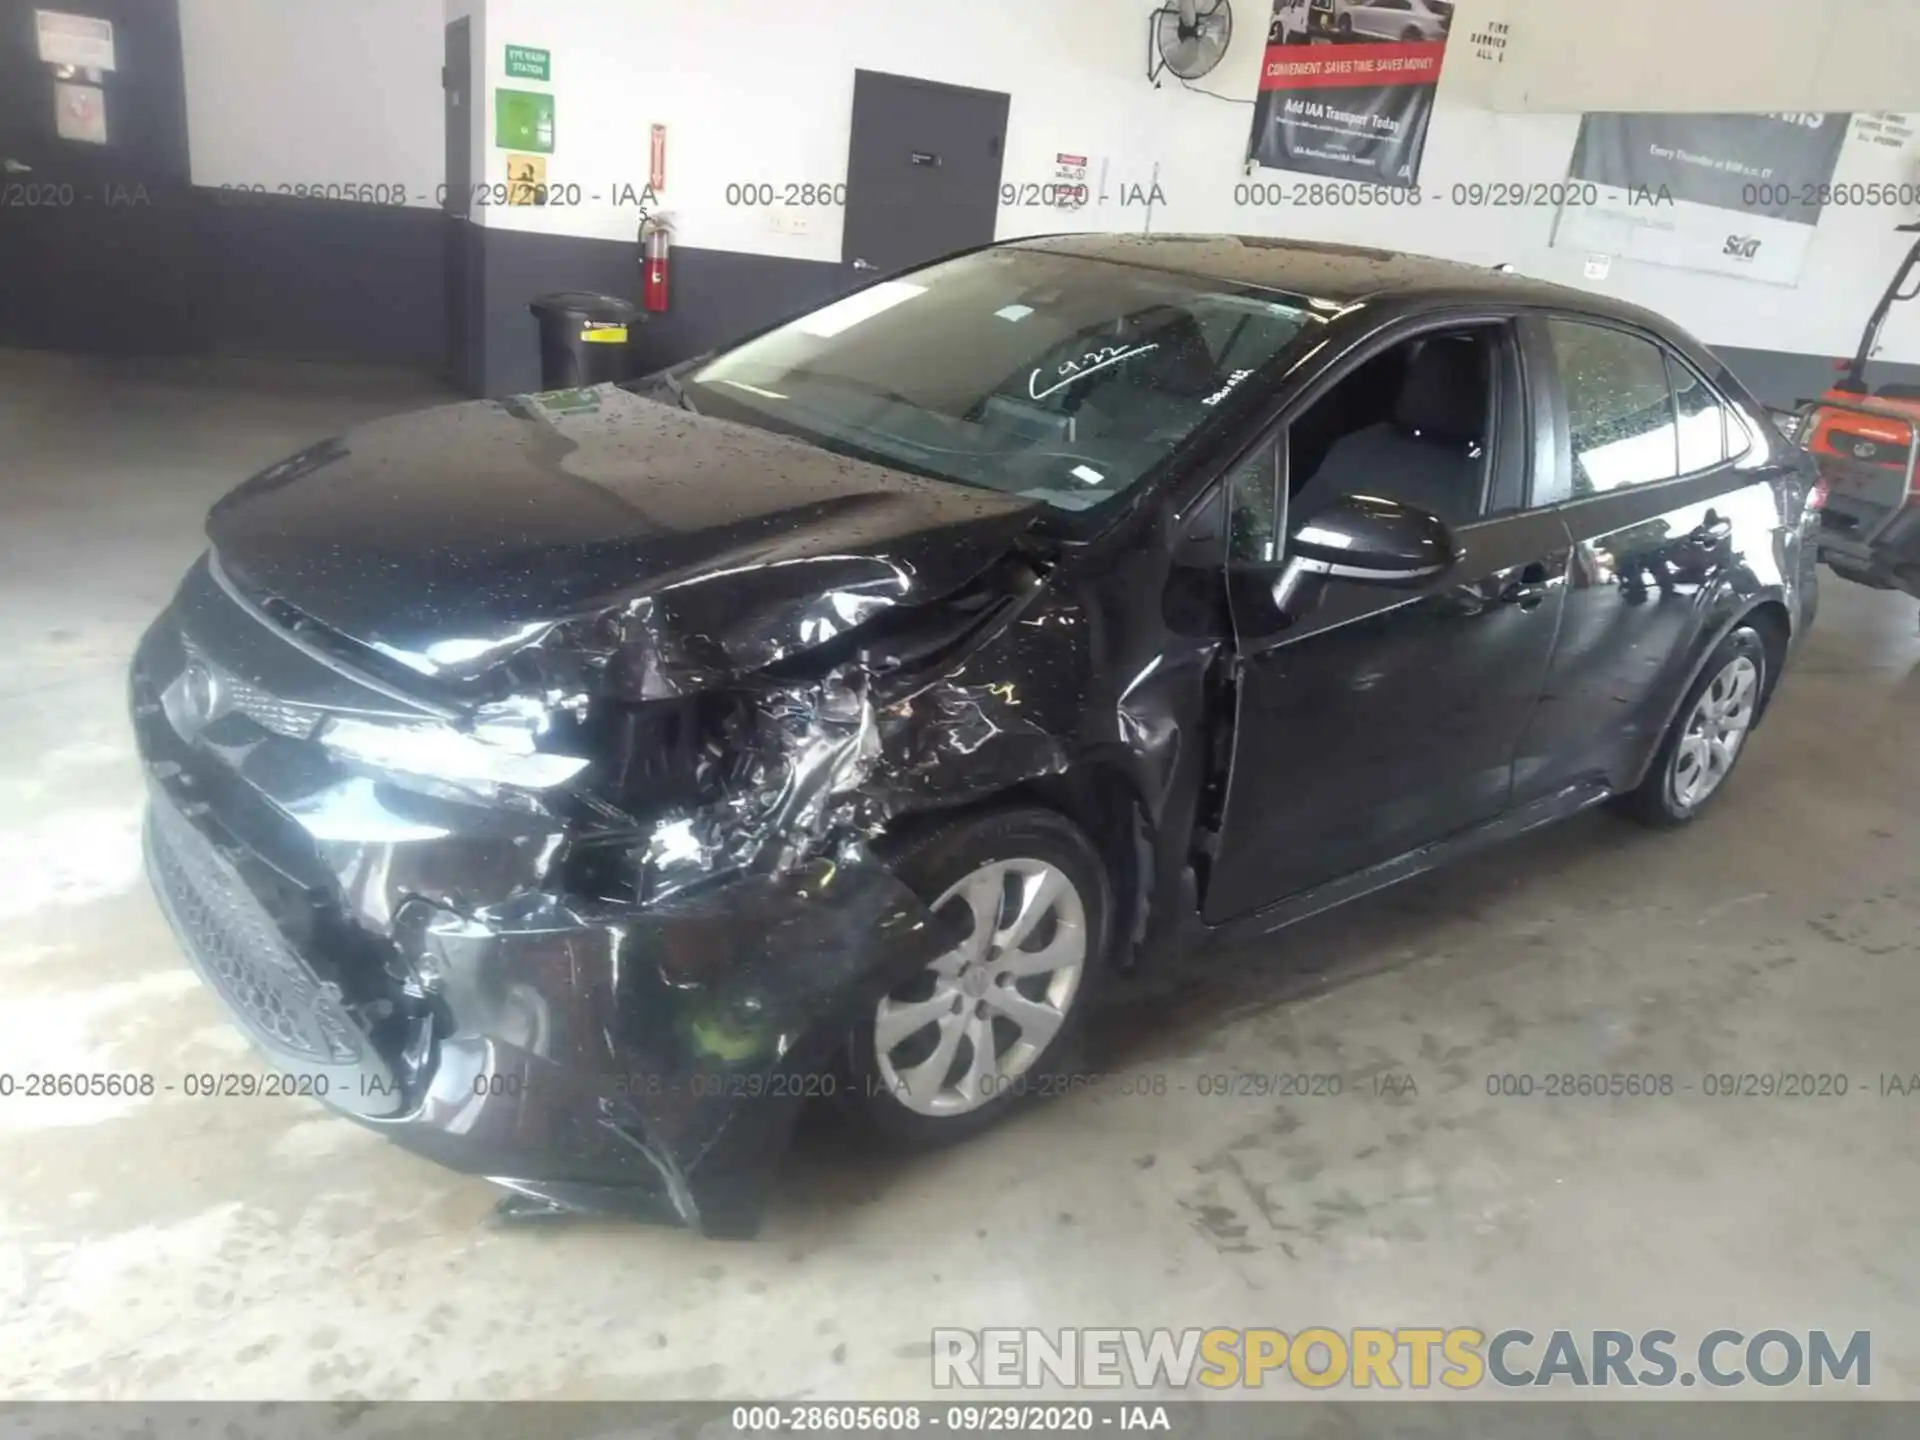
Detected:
[
  {"left": 873, "top": 858, "right": 1087, "bottom": 1117},
  {"left": 1669, "top": 654, "right": 1760, "bottom": 810}
]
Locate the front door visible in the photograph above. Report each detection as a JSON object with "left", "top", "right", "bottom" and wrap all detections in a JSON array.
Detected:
[
  {"left": 841, "top": 70, "right": 1008, "bottom": 283},
  {"left": 1203, "top": 321, "right": 1572, "bottom": 924}
]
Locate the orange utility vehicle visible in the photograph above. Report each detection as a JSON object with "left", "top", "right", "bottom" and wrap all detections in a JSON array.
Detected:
[{"left": 1804, "top": 221, "right": 1920, "bottom": 596}]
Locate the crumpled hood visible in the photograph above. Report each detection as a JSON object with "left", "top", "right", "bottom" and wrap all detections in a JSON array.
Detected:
[{"left": 205, "top": 384, "right": 1041, "bottom": 691}]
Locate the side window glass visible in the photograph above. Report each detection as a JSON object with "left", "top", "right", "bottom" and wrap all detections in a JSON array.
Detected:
[
  {"left": 1228, "top": 444, "right": 1282, "bottom": 564},
  {"left": 1547, "top": 320, "right": 1679, "bottom": 496},
  {"left": 1670, "top": 356, "right": 1727, "bottom": 473},
  {"left": 1287, "top": 328, "right": 1495, "bottom": 529}
]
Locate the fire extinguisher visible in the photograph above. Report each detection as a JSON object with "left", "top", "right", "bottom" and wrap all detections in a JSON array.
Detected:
[{"left": 641, "top": 214, "right": 671, "bottom": 313}]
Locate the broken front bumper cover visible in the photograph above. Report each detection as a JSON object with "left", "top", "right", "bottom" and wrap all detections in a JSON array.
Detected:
[
  {"left": 144, "top": 783, "right": 948, "bottom": 1235},
  {"left": 131, "top": 595, "right": 954, "bottom": 1237}
]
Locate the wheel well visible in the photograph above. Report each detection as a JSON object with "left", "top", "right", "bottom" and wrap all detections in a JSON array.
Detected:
[
  {"left": 876, "top": 763, "right": 1150, "bottom": 973},
  {"left": 1742, "top": 600, "right": 1791, "bottom": 720}
]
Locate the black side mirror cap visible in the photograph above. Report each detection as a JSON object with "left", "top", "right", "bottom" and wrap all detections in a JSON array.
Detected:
[{"left": 1273, "top": 494, "right": 1457, "bottom": 615}]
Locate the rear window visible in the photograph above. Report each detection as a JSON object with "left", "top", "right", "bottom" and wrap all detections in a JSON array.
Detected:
[
  {"left": 1671, "top": 358, "right": 1728, "bottom": 474},
  {"left": 1547, "top": 319, "right": 1680, "bottom": 496}
]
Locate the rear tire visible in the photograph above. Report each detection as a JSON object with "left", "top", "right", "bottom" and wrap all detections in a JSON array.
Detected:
[
  {"left": 1623, "top": 626, "right": 1767, "bottom": 829},
  {"left": 837, "top": 807, "right": 1111, "bottom": 1151}
]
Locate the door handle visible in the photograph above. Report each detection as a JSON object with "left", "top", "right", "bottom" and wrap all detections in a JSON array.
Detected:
[
  {"left": 851, "top": 258, "right": 877, "bottom": 271},
  {"left": 1497, "top": 562, "right": 1552, "bottom": 610}
]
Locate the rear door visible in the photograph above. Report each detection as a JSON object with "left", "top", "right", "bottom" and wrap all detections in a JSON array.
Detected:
[{"left": 1511, "top": 315, "right": 1787, "bottom": 801}]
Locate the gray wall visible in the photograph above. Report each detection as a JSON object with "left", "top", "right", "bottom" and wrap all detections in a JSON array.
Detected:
[{"left": 1714, "top": 345, "right": 1920, "bottom": 410}]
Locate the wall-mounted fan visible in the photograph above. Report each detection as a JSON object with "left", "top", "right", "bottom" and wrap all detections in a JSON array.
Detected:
[{"left": 1148, "top": 0, "right": 1233, "bottom": 85}]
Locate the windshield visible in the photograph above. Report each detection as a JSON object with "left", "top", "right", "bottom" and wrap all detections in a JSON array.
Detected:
[{"left": 669, "top": 247, "right": 1317, "bottom": 515}]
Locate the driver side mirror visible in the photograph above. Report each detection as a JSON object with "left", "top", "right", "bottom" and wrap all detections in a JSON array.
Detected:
[{"left": 1272, "top": 494, "right": 1458, "bottom": 616}]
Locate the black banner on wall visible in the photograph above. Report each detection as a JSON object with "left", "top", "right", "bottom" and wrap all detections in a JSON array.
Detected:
[{"left": 1245, "top": 0, "right": 1456, "bottom": 187}]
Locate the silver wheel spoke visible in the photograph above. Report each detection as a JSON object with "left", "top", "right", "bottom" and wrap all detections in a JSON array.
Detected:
[
  {"left": 899, "top": 1011, "right": 968, "bottom": 1104},
  {"left": 958, "top": 869, "right": 1005, "bottom": 958},
  {"left": 996, "top": 924, "right": 1083, "bottom": 979},
  {"left": 1726, "top": 665, "right": 1755, "bottom": 711},
  {"left": 875, "top": 988, "right": 956, "bottom": 1052},
  {"left": 1709, "top": 733, "right": 1738, "bottom": 774},
  {"left": 957, "top": 1013, "right": 999, "bottom": 1106},
  {"left": 999, "top": 866, "right": 1067, "bottom": 952},
  {"left": 983, "top": 984, "right": 1065, "bottom": 1049}
]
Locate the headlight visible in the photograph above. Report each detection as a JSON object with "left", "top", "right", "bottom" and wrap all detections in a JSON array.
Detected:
[{"left": 318, "top": 715, "right": 590, "bottom": 802}]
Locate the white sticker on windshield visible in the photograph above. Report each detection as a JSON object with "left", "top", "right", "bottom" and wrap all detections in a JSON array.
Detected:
[
  {"left": 1028, "top": 343, "right": 1159, "bottom": 402},
  {"left": 1070, "top": 464, "right": 1105, "bottom": 486},
  {"left": 1201, "top": 369, "right": 1254, "bottom": 407},
  {"left": 995, "top": 304, "right": 1035, "bottom": 321}
]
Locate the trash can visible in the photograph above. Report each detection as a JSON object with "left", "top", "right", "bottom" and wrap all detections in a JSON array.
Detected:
[{"left": 529, "top": 291, "right": 641, "bottom": 389}]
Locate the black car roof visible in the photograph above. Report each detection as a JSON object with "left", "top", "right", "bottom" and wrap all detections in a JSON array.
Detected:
[{"left": 1005, "top": 233, "right": 1670, "bottom": 331}]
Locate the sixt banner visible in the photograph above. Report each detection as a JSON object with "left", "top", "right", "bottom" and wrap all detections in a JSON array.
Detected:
[
  {"left": 1245, "top": 0, "right": 1457, "bottom": 188},
  {"left": 1552, "top": 113, "right": 1852, "bottom": 286}
]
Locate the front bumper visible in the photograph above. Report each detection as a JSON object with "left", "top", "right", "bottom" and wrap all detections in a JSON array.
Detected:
[{"left": 131, "top": 562, "right": 949, "bottom": 1235}]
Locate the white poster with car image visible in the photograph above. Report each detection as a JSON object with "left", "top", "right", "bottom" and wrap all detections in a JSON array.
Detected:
[
  {"left": 1551, "top": 113, "right": 1852, "bottom": 287},
  {"left": 1249, "top": 0, "right": 1457, "bottom": 187}
]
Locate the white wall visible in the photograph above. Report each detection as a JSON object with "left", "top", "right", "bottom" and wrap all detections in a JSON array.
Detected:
[
  {"left": 468, "top": 0, "right": 1920, "bottom": 365},
  {"left": 180, "top": 0, "right": 444, "bottom": 207},
  {"left": 1477, "top": 0, "right": 1920, "bottom": 114},
  {"left": 181, "top": 0, "right": 1920, "bottom": 366}
]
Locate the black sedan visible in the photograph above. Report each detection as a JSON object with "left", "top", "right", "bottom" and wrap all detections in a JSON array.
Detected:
[{"left": 130, "top": 235, "right": 1821, "bottom": 1235}]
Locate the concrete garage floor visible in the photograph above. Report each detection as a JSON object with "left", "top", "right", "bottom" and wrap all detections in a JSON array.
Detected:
[{"left": 4, "top": 347, "right": 1920, "bottom": 1401}]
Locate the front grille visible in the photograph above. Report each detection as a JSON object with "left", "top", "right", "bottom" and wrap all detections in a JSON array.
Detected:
[
  {"left": 223, "top": 672, "right": 322, "bottom": 740},
  {"left": 178, "top": 636, "right": 323, "bottom": 740},
  {"left": 146, "top": 793, "right": 366, "bottom": 1065}
]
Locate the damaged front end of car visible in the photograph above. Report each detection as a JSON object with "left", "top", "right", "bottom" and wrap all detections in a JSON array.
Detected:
[{"left": 131, "top": 535, "right": 1080, "bottom": 1237}]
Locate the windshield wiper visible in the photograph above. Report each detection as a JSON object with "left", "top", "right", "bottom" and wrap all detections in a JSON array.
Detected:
[
  {"left": 788, "top": 370, "right": 923, "bottom": 412},
  {"left": 656, "top": 367, "right": 699, "bottom": 414}
]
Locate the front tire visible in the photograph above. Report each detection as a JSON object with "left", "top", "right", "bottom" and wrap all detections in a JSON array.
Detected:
[
  {"left": 839, "top": 807, "right": 1110, "bottom": 1150},
  {"left": 1623, "top": 626, "right": 1767, "bottom": 829}
]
